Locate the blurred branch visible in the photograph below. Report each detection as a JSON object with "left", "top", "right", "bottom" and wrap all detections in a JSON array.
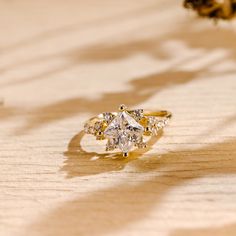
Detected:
[{"left": 184, "top": 0, "right": 236, "bottom": 20}]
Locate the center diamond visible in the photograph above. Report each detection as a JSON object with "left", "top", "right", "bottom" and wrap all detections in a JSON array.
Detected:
[{"left": 104, "top": 111, "right": 144, "bottom": 154}]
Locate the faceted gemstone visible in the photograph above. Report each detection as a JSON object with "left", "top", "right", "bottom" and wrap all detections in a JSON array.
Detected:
[
  {"left": 103, "top": 112, "right": 115, "bottom": 123},
  {"left": 146, "top": 117, "right": 169, "bottom": 136},
  {"left": 135, "top": 136, "right": 147, "bottom": 148},
  {"left": 84, "top": 123, "right": 95, "bottom": 134},
  {"left": 118, "top": 132, "right": 133, "bottom": 153},
  {"left": 128, "top": 109, "right": 144, "bottom": 121},
  {"left": 94, "top": 121, "right": 103, "bottom": 133},
  {"left": 156, "top": 120, "right": 165, "bottom": 129},
  {"left": 104, "top": 111, "right": 144, "bottom": 153},
  {"left": 106, "top": 138, "right": 117, "bottom": 151}
]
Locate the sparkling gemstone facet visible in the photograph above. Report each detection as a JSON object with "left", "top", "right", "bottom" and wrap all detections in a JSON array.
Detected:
[
  {"left": 103, "top": 112, "right": 115, "bottom": 123},
  {"left": 104, "top": 111, "right": 144, "bottom": 153},
  {"left": 146, "top": 116, "right": 169, "bottom": 135}
]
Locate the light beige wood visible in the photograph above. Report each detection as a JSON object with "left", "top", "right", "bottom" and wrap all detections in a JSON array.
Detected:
[{"left": 0, "top": 1, "right": 236, "bottom": 236}]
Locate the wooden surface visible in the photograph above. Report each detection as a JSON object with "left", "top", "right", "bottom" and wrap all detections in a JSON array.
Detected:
[{"left": 1, "top": 1, "right": 236, "bottom": 236}]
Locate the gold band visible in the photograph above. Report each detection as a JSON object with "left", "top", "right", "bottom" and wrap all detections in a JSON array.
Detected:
[{"left": 143, "top": 110, "right": 172, "bottom": 119}]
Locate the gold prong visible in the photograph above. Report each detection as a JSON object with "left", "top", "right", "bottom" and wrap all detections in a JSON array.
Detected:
[
  {"left": 136, "top": 141, "right": 147, "bottom": 148},
  {"left": 145, "top": 127, "right": 150, "bottom": 132},
  {"left": 142, "top": 143, "right": 147, "bottom": 148},
  {"left": 119, "top": 104, "right": 127, "bottom": 111},
  {"left": 123, "top": 152, "right": 129, "bottom": 157},
  {"left": 96, "top": 131, "right": 104, "bottom": 140}
]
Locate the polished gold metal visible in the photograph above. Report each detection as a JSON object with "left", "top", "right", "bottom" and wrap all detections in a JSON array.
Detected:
[{"left": 119, "top": 104, "right": 127, "bottom": 111}]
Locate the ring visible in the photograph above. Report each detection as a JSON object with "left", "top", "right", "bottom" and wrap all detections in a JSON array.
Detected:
[{"left": 84, "top": 104, "right": 172, "bottom": 157}]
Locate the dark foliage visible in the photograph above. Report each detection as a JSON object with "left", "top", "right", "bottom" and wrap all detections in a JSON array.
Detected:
[{"left": 184, "top": 0, "right": 236, "bottom": 20}]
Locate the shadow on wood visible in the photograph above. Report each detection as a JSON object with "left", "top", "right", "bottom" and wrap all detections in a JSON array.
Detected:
[
  {"left": 62, "top": 130, "right": 163, "bottom": 177},
  {"left": 26, "top": 137, "right": 236, "bottom": 236}
]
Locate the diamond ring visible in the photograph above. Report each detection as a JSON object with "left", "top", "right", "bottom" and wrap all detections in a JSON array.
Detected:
[{"left": 84, "top": 104, "right": 172, "bottom": 157}]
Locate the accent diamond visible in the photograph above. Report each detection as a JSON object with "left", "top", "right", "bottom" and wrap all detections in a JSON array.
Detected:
[
  {"left": 103, "top": 112, "right": 115, "bottom": 123},
  {"left": 146, "top": 117, "right": 169, "bottom": 135},
  {"left": 128, "top": 109, "right": 144, "bottom": 121}
]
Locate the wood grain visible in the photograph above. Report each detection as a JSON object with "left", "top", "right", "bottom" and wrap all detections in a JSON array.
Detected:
[{"left": 0, "top": 1, "right": 236, "bottom": 236}]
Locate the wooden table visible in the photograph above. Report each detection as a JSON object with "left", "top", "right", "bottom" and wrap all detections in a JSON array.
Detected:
[{"left": 1, "top": 1, "right": 236, "bottom": 235}]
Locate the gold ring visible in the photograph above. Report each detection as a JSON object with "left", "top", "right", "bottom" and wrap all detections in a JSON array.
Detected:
[{"left": 84, "top": 104, "right": 172, "bottom": 157}]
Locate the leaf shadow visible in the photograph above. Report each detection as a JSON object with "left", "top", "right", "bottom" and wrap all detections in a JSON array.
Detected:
[
  {"left": 14, "top": 69, "right": 202, "bottom": 135},
  {"left": 2, "top": 18, "right": 236, "bottom": 88},
  {"left": 9, "top": 17, "right": 236, "bottom": 135}
]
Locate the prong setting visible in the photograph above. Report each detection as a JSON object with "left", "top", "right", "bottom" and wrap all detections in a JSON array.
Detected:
[
  {"left": 123, "top": 152, "right": 129, "bottom": 157},
  {"left": 119, "top": 104, "right": 127, "bottom": 111},
  {"left": 137, "top": 142, "right": 147, "bottom": 149},
  {"left": 145, "top": 127, "right": 150, "bottom": 132}
]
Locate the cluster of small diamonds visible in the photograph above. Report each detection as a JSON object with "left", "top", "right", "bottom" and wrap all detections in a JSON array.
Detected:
[
  {"left": 84, "top": 120, "right": 103, "bottom": 135},
  {"left": 102, "top": 112, "right": 115, "bottom": 123},
  {"left": 84, "top": 112, "right": 115, "bottom": 136},
  {"left": 128, "top": 109, "right": 144, "bottom": 121},
  {"left": 146, "top": 116, "right": 169, "bottom": 135}
]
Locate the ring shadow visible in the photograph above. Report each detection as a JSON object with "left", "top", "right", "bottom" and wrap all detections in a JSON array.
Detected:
[
  {"left": 27, "top": 137, "right": 236, "bottom": 236},
  {"left": 62, "top": 130, "right": 163, "bottom": 178}
]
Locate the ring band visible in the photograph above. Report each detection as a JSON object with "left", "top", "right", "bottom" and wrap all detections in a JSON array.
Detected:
[{"left": 84, "top": 104, "right": 172, "bottom": 157}]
